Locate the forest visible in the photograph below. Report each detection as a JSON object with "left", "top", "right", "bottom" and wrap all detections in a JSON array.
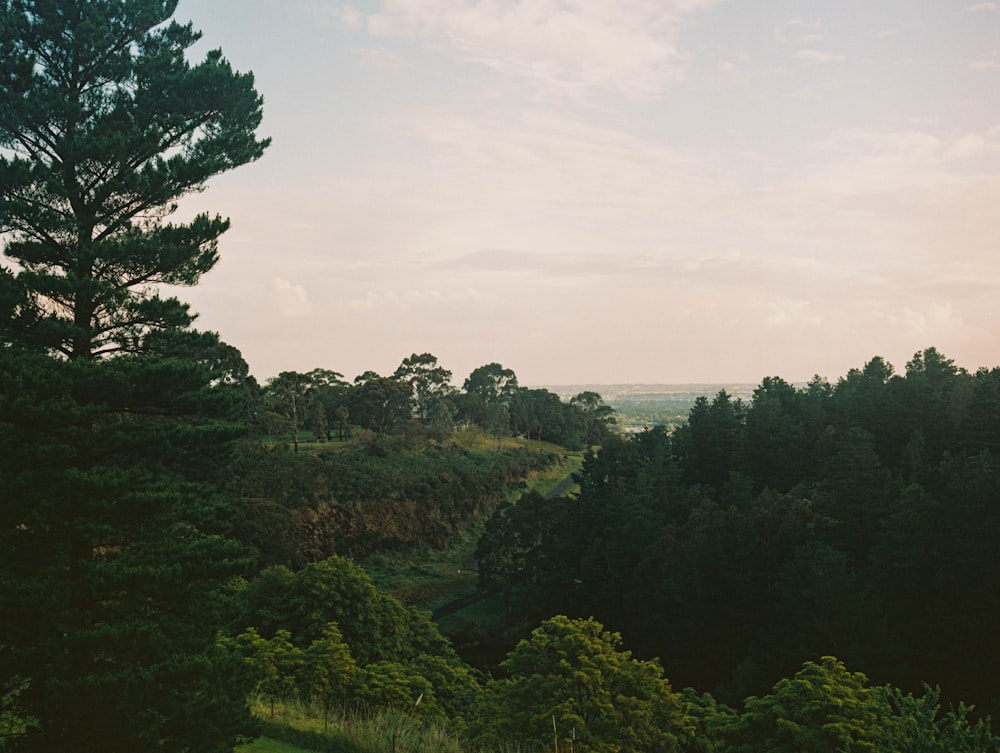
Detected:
[{"left": 1, "top": 2, "right": 998, "bottom": 752}]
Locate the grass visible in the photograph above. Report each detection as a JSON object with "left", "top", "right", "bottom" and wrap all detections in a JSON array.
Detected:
[
  {"left": 236, "top": 737, "right": 319, "bottom": 753},
  {"left": 244, "top": 697, "right": 463, "bottom": 753}
]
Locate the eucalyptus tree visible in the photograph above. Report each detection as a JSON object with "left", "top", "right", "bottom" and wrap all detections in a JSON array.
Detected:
[
  {"left": 461, "top": 362, "right": 518, "bottom": 435},
  {"left": 393, "top": 352, "right": 456, "bottom": 422}
]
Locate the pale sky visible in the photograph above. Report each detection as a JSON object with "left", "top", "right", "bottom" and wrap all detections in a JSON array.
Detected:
[{"left": 171, "top": 0, "right": 1000, "bottom": 385}]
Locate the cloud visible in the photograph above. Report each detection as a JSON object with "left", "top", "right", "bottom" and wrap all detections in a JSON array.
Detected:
[
  {"left": 970, "top": 55, "right": 1000, "bottom": 70},
  {"left": 943, "top": 132, "right": 989, "bottom": 160},
  {"left": 793, "top": 48, "right": 846, "bottom": 64},
  {"left": 774, "top": 18, "right": 824, "bottom": 46},
  {"left": 271, "top": 278, "right": 312, "bottom": 316},
  {"left": 818, "top": 126, "right": 1000, "bottom": 165},
  {"left": 295, "top": 1, "right": 362, "bottom": 27},
  {"left": 966, "top": 2, "right": 999, "bottom": 11},
  {"left": 348, "top": 0, "right": 719, "bottom": 98}
]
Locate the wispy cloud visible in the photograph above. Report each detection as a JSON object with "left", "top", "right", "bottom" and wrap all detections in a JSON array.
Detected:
[
  {"left": 344, "top": 0, "right": 719, "bottom": 98},
  {"left": 966, "top": 2, "right": 999, "bottom": 12},
  {"left": 793, "top": 48, "right": 846, "bottom": 64},
  {"left": 774, "top": 18, "right": 824, "bottom": 46},
  {"left": 970, "top": 54, "right": 1000, "bottom": 70}
]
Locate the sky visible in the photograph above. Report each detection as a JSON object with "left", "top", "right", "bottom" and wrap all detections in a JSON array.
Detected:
[{"left": 171, "top": 0, "right": 1000, "bottom": 386}]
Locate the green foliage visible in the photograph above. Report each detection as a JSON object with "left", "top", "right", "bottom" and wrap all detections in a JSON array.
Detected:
[
  {"left": 231, "top": 556, "right": 480, "bottom": 729},
  {"left": 0, "top": 350, "right": 257, "bottom": 752},
  {"left": 460, "top": 362, "right": 519, "bottom": 435},
  {"left": 227, "top": 438, "right": 560, "bottom": 564},
  {"left": 394, "top": 353, "right": 457, "bottom": 426},
  {"left": 349, "top": 373, "right": 413, "bottom": 435},
  {"left": 0, "top": 4, "right": 269, "bottom": 747},
  {"left": 479, "top": 348, "right": 1000, "bottom": 719},
  {"left": 0, "top": 0, "right": 269, "bottom": 359},
  {"left": 873, "top": 684, "right": 1000, "bottom": 753},
  {"left": 473, "top": 615, "right": 685, "bottom": 753},
  {"left": 476, "top": 490, "right": 573, "bottom": 615},
  {"left": 722, "top": 656, "right": 884, "bottom": 753}
]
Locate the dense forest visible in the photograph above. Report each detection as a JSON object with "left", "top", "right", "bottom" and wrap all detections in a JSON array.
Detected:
[
  {"left": 1, "top": 3, "right": 998, "bottom": 752},
  {"left": 476, "top": 348, "right": 1000, "bottom": 717}
]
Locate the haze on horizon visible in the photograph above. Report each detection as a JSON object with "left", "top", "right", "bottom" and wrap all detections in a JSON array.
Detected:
[{"left": 174, "top": 0, "right": 1000, "bottom": 387}]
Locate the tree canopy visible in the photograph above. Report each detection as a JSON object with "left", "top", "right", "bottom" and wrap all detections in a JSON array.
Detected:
[{"left": 0, "top": 0, "right": 269, "bottom": 358}]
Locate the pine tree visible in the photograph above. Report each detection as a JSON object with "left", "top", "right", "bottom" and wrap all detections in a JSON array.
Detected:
[
  {"left": 0, "top": 0, "right": 268, "bottom": 358},
  {"left": 0, "top": 2, "right": 269, "bottom": 750}
]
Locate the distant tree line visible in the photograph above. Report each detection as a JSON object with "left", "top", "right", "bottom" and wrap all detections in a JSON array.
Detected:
[
  {"left": 475, "top": 347, "right": 1000, "bottom": 722},
  {"left": 256, "top": 354, "right": 617, "bottom": 450}
]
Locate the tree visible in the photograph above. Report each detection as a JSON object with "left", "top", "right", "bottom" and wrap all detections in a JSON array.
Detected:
[
  {"left": 236, "top": 556, "right": 454, "bottom": 668},
  {"left": 303, "top": 623, "right": 357, "bottom": 731},
  {"left": 0, "top": 2, "right": 268, "bottom": 750},
  {"left": 511, "top": 387, "right": 564, "bottom": 442},
  {"left": 260, "top": 369, "right": 347, "bottom": 448},
  {"left": 478, "top": 615, "right": 685, "bottom": 753},
  {"left": 461, "top": 362, "right": 518, "bottom": 433},
  {"left": 476, "top": 491, "right": 572, "bottom": 617},
  {"left": 744, "top": 377, "right": 809, "bottom": 491},
  {"left": 261, "top": 371, "right": 311, "bottom": 450},
  {"left": 722, "top": 656, "right": 885, "bottom": 753},
  {"left": 674, "top": 390, "right": 745, "bottom": 490},
  {"left": 393, "top": 352, "right": 456, "bottom": 422},
  {"left": 0, "top": 0, "right": 269, "bottom": 359},
  {"left": 570, "top": 390, "right": 618, "bottom": 446},
  {"left": 349, "top": 372, "right": 412, "bottom": 434},
  {"left": 0, "top": 350, "right": 257, "bottom": 753},
  {"left": 872, "top": 684, "right": 999, "bottom": 753},
  {"left": 224, "top": 628, "right": 304, "bottom": 718}
]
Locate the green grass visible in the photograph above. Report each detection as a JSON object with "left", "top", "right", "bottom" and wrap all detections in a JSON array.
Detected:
[
  {"left": 245, "top": 697, "right": 463, "bottom": 753},
  {"left": 236, "top": 737, "right": 319, "bottom": 753}
]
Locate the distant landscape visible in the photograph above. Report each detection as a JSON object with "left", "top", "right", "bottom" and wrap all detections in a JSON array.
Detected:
[{"left": 542, "top": 383, "right": 760, "bottom": 430}]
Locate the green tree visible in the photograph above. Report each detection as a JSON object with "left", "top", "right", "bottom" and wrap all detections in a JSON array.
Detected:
[
  {"left": 349, "top": 372, "right": 412, "bottom": 434},
  {"left": 0, "top": 351, "right": 257, "bottom": 753},
  {"left": 302, "top": 623, "right": 357, "bottom": 730},
  {"left": 570, "top": 390, "right": 618, "bottom": 446},
  {"left": 0, "top": 2, "right": 268, "bottom": 750},
  {"left": 673, "top": 390, "right": 745, "bottom": 491},
  {"left": 461, "top": 362, "right": 518, "bottom": 434},
  {"left": 479, "top": 615, "right": 685, "bottom": 753},
  {"left": 0, "top": 0, "right": 269, "bottom": 359},
  {"left": 237, "top": 556, "right": 453, "bottom": 668},
  {"left": 476, "top": 491, "right": 572, "bottom": 617},
  {"left": 511, "top": 387, "right": 565, "bottom": 442},
  {"left": 744, "top": 377, "right": 809, "bottom": 491},
  {"left": 393, "top": 352, "right": 456, "bottom": 423},
  {"left": 872, "top": 684, "right": 999, "bottom": 753},
  {"left": 261, "top": 371, "right": 311, "bottom": 450},
  {"left": 224, "top": 627, "right": 304, "bottom": 717},
  {"left": 722, "top": 656, "right": 885, "bottom": 753}
]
